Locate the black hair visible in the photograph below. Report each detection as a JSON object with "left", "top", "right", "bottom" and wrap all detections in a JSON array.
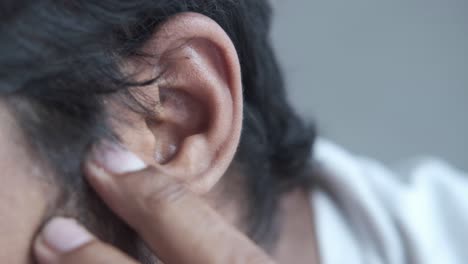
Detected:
[{"left": 0, "top": 0, "right": 315, "bottom": 261}]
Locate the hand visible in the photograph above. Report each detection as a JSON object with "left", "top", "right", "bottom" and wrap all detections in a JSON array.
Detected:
[{"left": 33, "top": 142, "right": 275, "bottom": 264}]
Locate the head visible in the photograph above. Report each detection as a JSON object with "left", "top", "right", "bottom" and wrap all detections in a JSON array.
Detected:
[{"left": 0, "top": 0, "right": 315, "bottom": 263}]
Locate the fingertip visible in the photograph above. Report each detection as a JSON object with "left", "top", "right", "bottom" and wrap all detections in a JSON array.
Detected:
[
  {"left": 88, "top": 140, "right": 147, "bottom": 175},
  {"left": 34, "top": 235, "right": 58, "bottom": 264},
  {"left": 34, "top": 217, "right": 95, "bottom": 263}
]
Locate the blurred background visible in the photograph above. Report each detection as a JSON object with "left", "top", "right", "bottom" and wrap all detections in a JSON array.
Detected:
[{"left": 271, "top": 0, "right": 468, "bottom": 170}]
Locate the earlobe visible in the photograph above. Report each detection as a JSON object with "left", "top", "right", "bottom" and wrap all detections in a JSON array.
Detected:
[{"left": 113, "top": 12, "right": 243, "bottom": 194}]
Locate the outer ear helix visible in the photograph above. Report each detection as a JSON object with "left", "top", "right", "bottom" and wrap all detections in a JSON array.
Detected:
[{"left": 109, "top": 12, "right": 243, "bottom": 194}]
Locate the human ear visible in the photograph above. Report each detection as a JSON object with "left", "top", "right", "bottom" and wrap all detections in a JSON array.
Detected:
[{"left": 108, "top": 12, "right": 243, "bottom": 194}]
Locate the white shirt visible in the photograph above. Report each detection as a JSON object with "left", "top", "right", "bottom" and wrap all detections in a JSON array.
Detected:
[{"left": 312, "top": 139, "right": 468, "bottom": 264}]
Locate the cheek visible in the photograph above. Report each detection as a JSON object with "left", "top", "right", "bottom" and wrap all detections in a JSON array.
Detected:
[
  {"left": 0, "top": 163, "right": 51, "bottom": 264},
  {"left": 0, "top": 102, "right": 57, "bottom": 263}
]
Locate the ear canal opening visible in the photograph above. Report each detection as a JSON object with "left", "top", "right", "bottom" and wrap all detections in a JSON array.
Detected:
[
  {"left": 145, "top": 118, "right": 181, "bottom": 165},
  {"left": 146, "top": 87, "right": 209, "bottom": 165},
  {"left": 154, "top": 142, "right": 178, "bottom": 164}
]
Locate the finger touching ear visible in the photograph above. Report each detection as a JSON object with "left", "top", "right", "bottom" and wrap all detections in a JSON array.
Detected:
[{"left": 108, "top": 12, "right": 243, "bottom": 194}]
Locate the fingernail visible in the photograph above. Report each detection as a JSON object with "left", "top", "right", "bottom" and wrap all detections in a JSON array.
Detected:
[
  {"left": 40, "top": 218, "right": 94, "bottom": 254},
  {"left": 91, "top": 141, "right": 147, "bottom": 174}
]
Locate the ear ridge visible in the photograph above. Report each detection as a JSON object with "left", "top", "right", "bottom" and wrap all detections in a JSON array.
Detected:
[{"left": 114, "top": 12, "right": 243, "bottom": 194}]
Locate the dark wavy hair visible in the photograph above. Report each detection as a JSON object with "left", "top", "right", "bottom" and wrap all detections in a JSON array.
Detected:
[{"left": 0, "top": 0, "right": 315, "bottom": 261}]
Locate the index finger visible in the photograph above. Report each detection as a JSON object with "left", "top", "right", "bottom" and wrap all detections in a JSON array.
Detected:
[{"left": 84, "top": 142, "right": 274, "bottom": 264}]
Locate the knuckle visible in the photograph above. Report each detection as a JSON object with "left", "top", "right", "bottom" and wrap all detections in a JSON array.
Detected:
[
  {"left": 228, "top": 253, "right": 274, "bottom": 264},
  {"left": 140, "top": 176, "right": 188, "bottom": 211},
  {"left": 224, "top": 246, "right": 274, "bottom": 264},
  {"left": 242, "top": 253, "right": 275, "bottom": 264}
]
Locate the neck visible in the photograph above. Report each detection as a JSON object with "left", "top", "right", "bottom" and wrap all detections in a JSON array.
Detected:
[
  {"left": 271, "top": 188, "right": 320, "bottom": 264},
  {"left": 206, "top": 169, "right": 320, "bottom": 263}
]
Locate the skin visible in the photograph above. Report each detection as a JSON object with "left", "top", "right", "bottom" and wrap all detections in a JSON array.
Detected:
[
  {"left": 0, "top": 102, "right": 319, "bottom": 263},
  {"left": 0, "top": 12, "right": 320, "bottom": 264},
  {"left": 32, "top": 142, "right": 317, "bottom": 263},
  {"left": 0, "top": 102, "right": 54, "bottom": 263}
]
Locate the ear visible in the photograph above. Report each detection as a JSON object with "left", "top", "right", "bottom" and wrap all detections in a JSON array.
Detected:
[{"left": 108, "top": 12, "right": 243, "bottom": 194}]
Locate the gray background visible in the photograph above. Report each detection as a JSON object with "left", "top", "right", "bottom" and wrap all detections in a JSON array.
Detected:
[{"left": 271, "top": 0, "right": 468, "bottom": 170}]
